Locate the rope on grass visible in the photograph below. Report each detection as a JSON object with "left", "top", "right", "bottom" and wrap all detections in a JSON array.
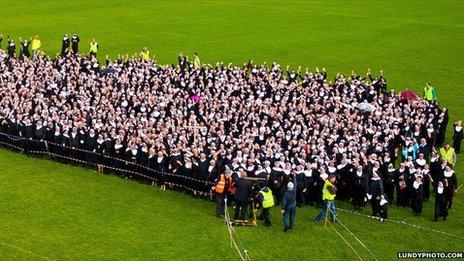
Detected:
[
  {"left": 337, "top": 208, "right": 464, "bottom": 240},
  {"left": 224, "top": 198, "right": 251, "bottom": 261},
  {"left": 329, "top": 208, "right": 378, "bottom": 261},
  {"left": 326, "top": 220, "right": 363, "bottom": 261}
]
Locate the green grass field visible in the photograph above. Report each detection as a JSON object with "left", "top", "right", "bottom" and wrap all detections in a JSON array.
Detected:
[{"left": 0, "top": 0, "right": 463, "bottom": 260}]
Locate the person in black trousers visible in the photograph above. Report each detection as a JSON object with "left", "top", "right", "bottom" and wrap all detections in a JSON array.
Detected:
[
  {"left": 234, "top": 171, "right": 251, "bottom": 220},
  {"left": 453, "top": 120, "right": 463, "bottom": 154},
  {"left": 212, "top": 170, "right": 230, "bottom": 218}
]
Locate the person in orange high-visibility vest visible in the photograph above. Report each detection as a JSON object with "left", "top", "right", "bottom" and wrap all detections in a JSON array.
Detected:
[{"left": 212, "top": 169, "right": 231, "bottom": 217}]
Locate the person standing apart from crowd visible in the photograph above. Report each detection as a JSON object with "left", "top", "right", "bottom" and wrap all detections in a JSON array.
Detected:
[
  {"left": 439, "top": 144, "right": 457, "bottom": 167},
  {"left": 453, "top": 120, "right": 463, "bottom": 154},
  {"left": 141, "top": 47, "right": 150, "bottom": 61},
  {"left": 31, "top": 35, "right": 41, "bottom": 57},
  {"left": 257, "top": 186, "right": 274, "bottom": 227},
  {"left": 0, "top": 34, "right": 3, "bottom": 49},
  {"left": 315, "top": 175, "right": 337, "bottom": 223},
  {"left": 18, "top": 37, "right": 31, "bottom": 58},
  {"left": 234, "top": 171, "right": 251, "bottom": 220},
  {"left": 89, "top": 38, "right": 98, "bottom": 57},
  {"left": 423, "top": 82, "right": 437, "bottom": 102},
  {"left": 212, "top": 170, "right": 230, "bottom": 218},
  {"left": 378, "top": 194, "right": 388, "bottom": 221},
  {"left": 7, "top": 36, "right": 15, "bottom": 58},
  {"left": 193, "top": 52, "right": 201, "bottom": 68},
  {"left": 434, "top": 181, "right": 448, "bottom": 221},
  {"left": 281, "top": 181, "right": 296, "bottom": 232},
  {"left": 61, "top": 34, "right": 70, "bottom": 56},
  {"left": 71, "top": 33, "right": 80, "bottom": 54}
]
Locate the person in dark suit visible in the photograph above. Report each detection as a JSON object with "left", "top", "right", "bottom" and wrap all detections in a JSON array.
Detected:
[{"left": 233, "top": 171, "right": 251, "bottom": 220}]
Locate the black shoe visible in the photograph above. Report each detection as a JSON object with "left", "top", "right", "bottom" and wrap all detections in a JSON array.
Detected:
[{"left": 284, "top": 227, "right": 288, "bottom": 232}]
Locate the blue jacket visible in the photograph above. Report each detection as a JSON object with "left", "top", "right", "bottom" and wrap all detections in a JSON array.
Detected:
[
  {"left": 282, "top": 188, "right": 296, "bottom": 211},
  {"left": 402, "top": 143, "right": 419, "bottom": 160}
]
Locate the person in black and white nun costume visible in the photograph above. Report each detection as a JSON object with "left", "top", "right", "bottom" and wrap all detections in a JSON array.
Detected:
[
  {"left": 442, "top": 166, "right": 458, "bottom": 210},
  {"left": 434, "top": 181, "right": 448, "bottom": 221},
  {"left": 352, "top": 165, "right": 368, "bottom": 210},
  {"left": 396, "top": 163, "right": 409, "bottom": 207},
  {"left": 379, "top": 193, "right": 388, "bottom": 221},
  {"left": 304, "top": 162, "right": 319, "bottom": 207},
  {"left": 383, "top": 163, "right": 396, "bottom": 204},
  {"left": 368, "top": 172, "right": 383, "bottom": 217},
  {"left": 411, "top": 175, "right": 424, "bottom": 215},
  {"left": 420, "top": 164, "right": 432, "bottom": 202}
]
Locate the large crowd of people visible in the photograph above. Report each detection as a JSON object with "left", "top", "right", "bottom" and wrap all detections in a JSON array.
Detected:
[{"left": 0, "top": 34, "right": 461, "bottom": 226}]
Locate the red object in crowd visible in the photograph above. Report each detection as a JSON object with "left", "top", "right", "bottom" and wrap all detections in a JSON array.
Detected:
[{"left": 400, "top": 90, "right": 420, "bottom": 101}]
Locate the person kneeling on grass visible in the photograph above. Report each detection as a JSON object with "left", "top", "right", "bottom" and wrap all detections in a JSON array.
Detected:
[
  {"left": 315, "top": 175, "right": 337, "bottom": 223},
  {"left": 281, "top": 182, "right": 296, "bottom": 232}
]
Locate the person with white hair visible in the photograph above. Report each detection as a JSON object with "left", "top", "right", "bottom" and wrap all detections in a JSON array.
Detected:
[{"left": 281, "top": 181, "right": 296, "bottom": 232}]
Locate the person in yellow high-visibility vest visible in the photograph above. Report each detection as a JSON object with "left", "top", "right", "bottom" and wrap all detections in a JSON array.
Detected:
[
  {"left": 439, "top": 144, "right": 457, "bottom": 166},
  {"left": 257, "top": 187, "right": 274, "bottom": 227},
  {"left": 140, "top": 47, "right": 150, "bottom": 61},
  {"left": 193, "top": 52, "right": 201, "bottom": 68},
  {"left": 89, "top": 38, "right": 98, "bottom": 57},
  {"left": 423, "top": 82, "right": 437, "bottom": 102},
  {"left": 31, "top": 35, "right": 41, "bottom": 57},
  {"left": 315, "top": 174, "right": 337, "bottom": 223}
]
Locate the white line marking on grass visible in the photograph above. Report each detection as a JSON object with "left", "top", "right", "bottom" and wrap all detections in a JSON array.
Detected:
[{"left": 0, "top": 240, "right": 51, "bottom": 260}]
